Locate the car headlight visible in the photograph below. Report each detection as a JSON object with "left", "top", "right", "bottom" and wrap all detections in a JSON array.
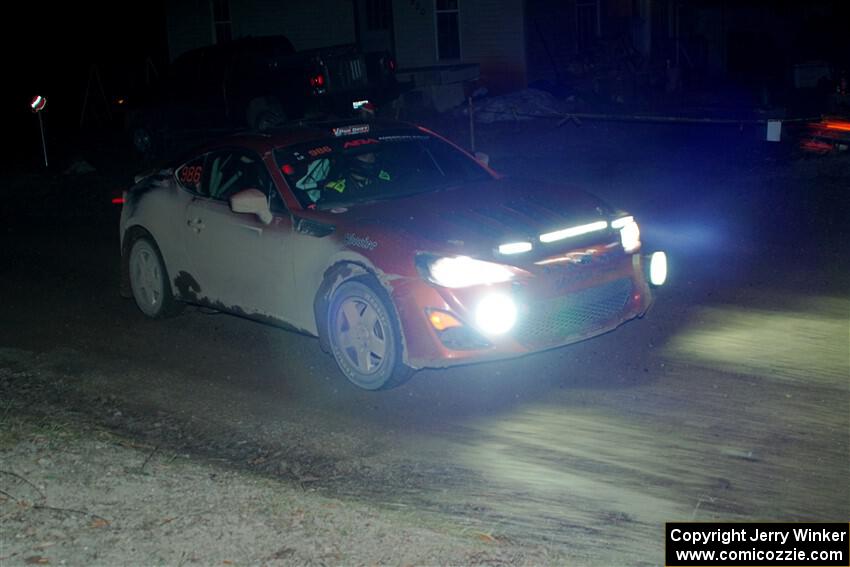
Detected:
[
  {"left": 419, "top": 255, "right": 518, "bottom": 288},
  {"left": 612, "top": 215, "right": 641, "bottom": 253}
]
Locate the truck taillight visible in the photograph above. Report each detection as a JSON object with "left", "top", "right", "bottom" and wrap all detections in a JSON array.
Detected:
[{"left": 310, "top": 73, "right": 325, "bottom": 88}]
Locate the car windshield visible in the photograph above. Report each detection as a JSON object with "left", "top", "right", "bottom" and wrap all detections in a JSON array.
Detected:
[{"left": 274, "top": 128, "right": 492, "bottom": 209}]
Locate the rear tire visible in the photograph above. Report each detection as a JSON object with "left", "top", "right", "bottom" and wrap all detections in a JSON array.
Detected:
[
  {"left": 327, "top": 278, "right": 413, "bottom": 390},
  {"left": 128, "top": 237, "right": 181, "bottom": 319}
]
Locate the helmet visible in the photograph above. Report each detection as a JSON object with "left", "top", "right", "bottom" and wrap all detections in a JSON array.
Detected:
[{"left": 349, "top": 152, "right": 378, "bottom": 183}]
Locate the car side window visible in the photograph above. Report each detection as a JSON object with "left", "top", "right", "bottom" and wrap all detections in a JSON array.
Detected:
[
  {"left": 175, "top": 155, "right": 207, "bottom": 195},
  {"left": 205, "top": 150, "right": 285, "bottom": 212}
]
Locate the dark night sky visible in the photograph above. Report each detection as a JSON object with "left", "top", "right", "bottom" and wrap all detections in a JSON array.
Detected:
[
  {"left": 6, "top": 0, "right": 848, "bottom": 136},
  {"left": 8, "top": 2, "right": 167, "bottom": 127},
  {"left": 19, "top": 2, "right": 167, "bottom": 74}
]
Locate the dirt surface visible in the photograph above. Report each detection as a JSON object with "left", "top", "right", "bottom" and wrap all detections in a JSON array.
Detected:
[
  {"left": 1, "top": 356, "right": 554, "bottom": 566},
  {"left": 1, "top": 119, "right": 848, "bottom": 565}
]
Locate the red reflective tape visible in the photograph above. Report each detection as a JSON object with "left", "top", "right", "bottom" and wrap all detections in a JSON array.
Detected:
[{"left": 824, "top": 121, "right": 850, "bottom": 132}]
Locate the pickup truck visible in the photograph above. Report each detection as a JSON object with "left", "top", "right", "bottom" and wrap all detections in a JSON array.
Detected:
[{"left": 126, "top": 35, "right": 398, "bottom": 155}]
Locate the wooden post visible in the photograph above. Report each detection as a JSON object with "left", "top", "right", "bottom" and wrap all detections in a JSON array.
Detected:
[{"left": 38, "top": 112, "right": 48, "bottom": 168}]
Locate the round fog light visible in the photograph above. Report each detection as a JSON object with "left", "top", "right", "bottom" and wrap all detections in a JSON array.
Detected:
[
  {"left": 475, "top": 294, "right": 517, "bottom": 335},
  {"left": 649, "top": 251, "right": 667, "bottom": 286}
]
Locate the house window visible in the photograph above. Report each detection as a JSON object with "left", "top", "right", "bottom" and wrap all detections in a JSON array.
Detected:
[
  {"left": 366, "top": 0, "right": 391, "bottom": 31},
  {"left": 212, "top": 0, "right": 232, "bottom": 44},
  {"left": 576, "top": 0, "right": 600, "bottom": 52},
  {"left": 435, "top": 0, "right": 460, "bottom": 61}
]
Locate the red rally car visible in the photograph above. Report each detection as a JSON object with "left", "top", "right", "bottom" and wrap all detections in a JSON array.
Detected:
[{"left": 119, "top": 119, "right": 667, "bottom": 390}]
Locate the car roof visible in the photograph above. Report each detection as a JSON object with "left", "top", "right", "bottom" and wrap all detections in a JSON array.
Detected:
[{"left": 190, "top": 119, "right": 428, "bottom": 156}]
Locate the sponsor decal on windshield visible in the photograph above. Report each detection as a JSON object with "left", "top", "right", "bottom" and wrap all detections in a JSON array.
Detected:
[
  {"left": 377, "top": 135, "right": 429, "bottom": 142},
  {"left": 343, "top": 138, "right": 379, "bottom": 149},
  {"left": 333, "top": 124, "right": 370, "bottom": 137}
]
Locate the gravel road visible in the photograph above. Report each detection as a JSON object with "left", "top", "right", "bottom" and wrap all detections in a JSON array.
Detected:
[{"left": 2, "top": 120, "right": 848, "bottom": 565}]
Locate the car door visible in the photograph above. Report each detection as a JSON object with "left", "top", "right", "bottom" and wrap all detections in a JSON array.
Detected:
[{"left": 182, "top": 148, "right": 295, "bottom": 317}]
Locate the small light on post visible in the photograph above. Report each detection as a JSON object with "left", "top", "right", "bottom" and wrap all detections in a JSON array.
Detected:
[{"left": 31, "top": 95, "right": 47, "bottom": 112}]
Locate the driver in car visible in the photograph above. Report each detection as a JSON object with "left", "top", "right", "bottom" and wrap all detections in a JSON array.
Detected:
[{"left": 324, "top": 152, "right": 391, "bottom": 193}]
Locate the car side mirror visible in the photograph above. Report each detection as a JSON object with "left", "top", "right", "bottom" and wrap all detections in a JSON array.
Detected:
[
  {"left": 230, "top": 188, "right": 272, "bottom": 224},
  {"left": 474, "top": 151, "right": 490, "bottom": 167}
]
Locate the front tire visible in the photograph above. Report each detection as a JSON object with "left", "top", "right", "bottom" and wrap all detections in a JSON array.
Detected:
[
  {"left": 327, "top": 278, "right": 413, "bottom": 390},
  {"left": 247, "top": 98, "right": 286, "bottom": 131},
  {"left": 128, "top": 237, "right": 181, "bottom": 319}
]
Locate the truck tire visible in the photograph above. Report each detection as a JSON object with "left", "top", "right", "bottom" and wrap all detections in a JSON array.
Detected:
[{"left": 247, "top": 98, "right": 286, "bottom": 131}]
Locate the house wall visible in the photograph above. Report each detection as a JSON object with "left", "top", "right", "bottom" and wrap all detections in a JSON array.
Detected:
[
  {"left": 166, "top": 0, "right": 527, "bottom": 91},
  {"left": 392, "top": 0, "right": 437, "bottom": 69},
  {"left": 461, "top": 0, "right": 526, "bottom": 92},
  {"left": 393, "top": 0, "right": 526, "bottom": 93},
  {"left": 231, "top": 0, "right": 356, "bottom": 50},
  {"left": 167, "top": 0, "right": 215, "bottom": 61},
  {"left": 166, "top": 0, "right": 356, "bottom": 60}
]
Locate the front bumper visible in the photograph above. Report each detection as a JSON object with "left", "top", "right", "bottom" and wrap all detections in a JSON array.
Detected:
[{"left": 393, "top": 251, "right": 655, "bottom": 370}]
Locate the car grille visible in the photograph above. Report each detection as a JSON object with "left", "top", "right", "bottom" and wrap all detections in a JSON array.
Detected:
[
  {"left": 513, "top": 278, "right": 634, "bottom": 347},
  {"left": 348, "top": 58, "right": 365, "bottom": 82},
  {"left": 329, "top": 56, "right": 366, "bottom": 89}
]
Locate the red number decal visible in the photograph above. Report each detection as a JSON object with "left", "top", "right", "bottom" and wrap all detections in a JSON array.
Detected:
[
  {"left": 308, "top": 146, "right": 332, "bottom": 157},
  {"left": 179, "top": 166, "right": 203, "bottom": 186}
]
